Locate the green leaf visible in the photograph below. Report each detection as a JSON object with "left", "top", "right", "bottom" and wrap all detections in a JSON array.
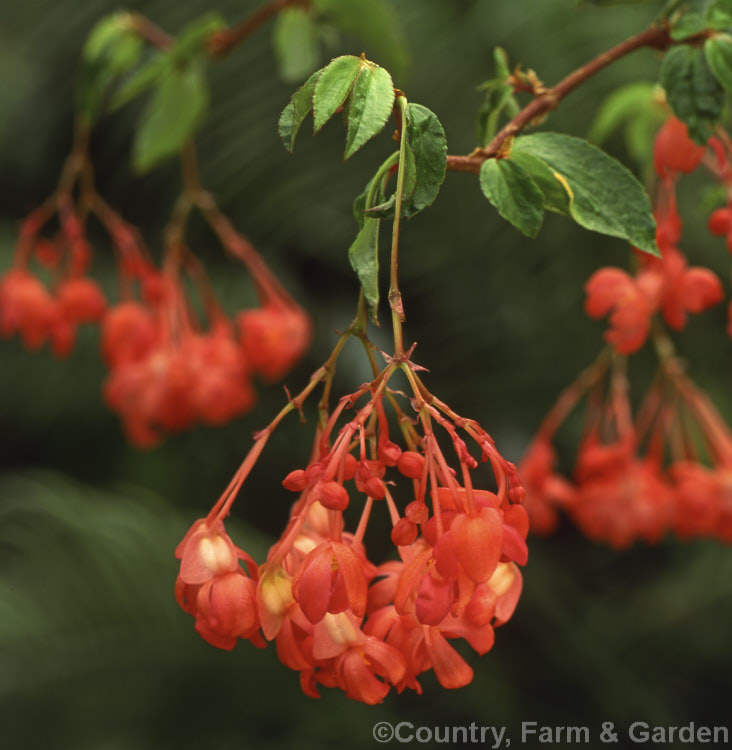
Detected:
[
  {"left": 512, "top": 132, "right": 658, "bottom": 255},
  {"left": 660, "top": 45, "right": 724, "bottom": 143},
  {"left": 509, "top": 151, "right": 571, "bottom": 215},
  {"left": 624, "top": 108, "right": 665, "bottom": 166},
  {"left": 348, "top": 217, "right": 381, "bottom": 320},
  {"left": 475, "top": 47, "right": 518, "bottom": 147},
  {"left": 278, "top": 71, "right": 320, "bottom": 153},
  {"left": 705, "top": 34, "right": 732, "bottom": 95},
  {"left": 344, "top": 65, "right": 394, "bottom": 159},
  {"left": 670, "top": 10, "right": 708, "bottom": 38},
  {"left": 708, "top": 0, "right": 732, "bottom": 28},
  {"left": 312, "top": 55, "right": 361, "bottom": 132},
  {"left": 588, "top": 82, "right": 657, "bottom": 144},
  {"left": 476, "top": 85, "right": 517, "bottom": 148},
  {"left": 171, "top": 12, "right": 227, "bottom": 62},
  {"left": 587, "top": 81, "right": 664, "bottom": 169},
  {"left": 77, "top": 13, "right": 143, "bottom": 121},
  {"left": 132, "top": 60, "right": 208, "bottom": 173},
  {"left": 479, "top": 159, "right": 544, "bottom": 237},
  {"left": 360, "top": 103, "right": 446, "bottom": 220},
  {"left": 313, "top": 0, "right": 409, "bottom": 79},
  {"left": 273, "top": 8, "right": 321, "bottom": 83},
  {"left": 402, "top": 103, "right": 447, "bottom": 216},
  {"left": 494, "top": 47, "right": 511, "bottom": 79},
  {"left": 109, "top": 52, "right": 168, "bottom": 111}
]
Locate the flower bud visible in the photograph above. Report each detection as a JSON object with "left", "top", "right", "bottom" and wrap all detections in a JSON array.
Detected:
[
  {"left": 364, "top": 476, "right": 386, "bottom": 500},
  {"left": 708, "top": 207, "right": 731, "bottom": 237},
  {"left": 378, "top": 440, "right": 402, "bottom": 467},
  {"left": 317, "top": 481, "right": 350, "bottom": 510},
  {"left": 397, "top": 451, "right": 425, "bottom": 479},
  {"left": 391, "top": 517, "right": 418, "bottom": 546},
  {"left": 282, "top": 469, "right": 308, "bottom": 492}
]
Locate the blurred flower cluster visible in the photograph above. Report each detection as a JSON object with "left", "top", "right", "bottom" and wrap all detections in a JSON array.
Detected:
[
  {"left": 522, "top": 117, "right": 732, "bottom": 547},
  {"left": 0, "top": 148, "right": 311, "bottom": 447}
]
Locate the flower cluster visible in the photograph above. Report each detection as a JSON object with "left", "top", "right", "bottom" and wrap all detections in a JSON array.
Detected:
[
  {"left": 175, "top": 361, "right": 527, "bottom": 703},
  {"left": 1, "top": 185, "right": 311, "bottom": 447},
  {"left": 585, "top": 117, "right": 723, "bottom": 355},
  {"left": 521, "top": 354, "right": 732, "bottom": 547},
  {"left": 521, "top": 115, "right": 732, "bottom": 548},
  {"left": 0, "top": 203, "right": 106, "bottom": 357}
]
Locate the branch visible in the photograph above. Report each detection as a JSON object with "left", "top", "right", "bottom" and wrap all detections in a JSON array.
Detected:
[
  {"left": 128, "top": 0, "right": 307, "bottom": 57},
  {"left": 127, "top": 13, "right": 174, "bottom": 50},
  {"left": 445, "top": 24, "right": 708, "bottom": 174},
  {"left": 208, "top": 0, "right": 309, "bottom": 57}
]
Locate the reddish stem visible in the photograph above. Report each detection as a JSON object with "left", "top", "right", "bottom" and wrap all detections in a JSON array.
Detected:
[
  {"left": 208, "top": 0, "right": 310, "bottom": 57},
  {"left": 446, "top": 25, "right": 702, "bottom": 174}
]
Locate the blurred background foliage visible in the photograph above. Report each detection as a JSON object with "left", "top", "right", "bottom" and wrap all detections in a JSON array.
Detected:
[{"left": 1, "top": 0, "right": 731, "bottom": 748}]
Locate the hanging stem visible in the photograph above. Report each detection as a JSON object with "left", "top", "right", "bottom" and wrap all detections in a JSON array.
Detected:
[{"left": 389, "top": 96, "right": 409, "bottom": 358}]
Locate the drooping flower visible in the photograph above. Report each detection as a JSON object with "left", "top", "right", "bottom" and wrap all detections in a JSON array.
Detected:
[{"left": 653, "top": 116, "right": 706, "bottom": 178}]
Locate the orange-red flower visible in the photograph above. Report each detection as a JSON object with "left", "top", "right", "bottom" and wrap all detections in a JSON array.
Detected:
[{"left": 654, "top": 117, "right": 705, "bottom": 178}]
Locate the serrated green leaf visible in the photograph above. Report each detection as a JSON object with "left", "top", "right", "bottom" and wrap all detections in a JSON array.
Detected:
[
  {"left": 313, "top": 0, "right": 408, "bottom": 78},
  {"left": 402, "top": 103, "right": 447, "bottom": 216},
  {"left": 132, "top": 60, "right": 208, "bottom": 173},
  {"left": 344, "top": 65, "right": 394, "bottom": 159},
  {"left": 363, "top": 103, "right": 446, "bottom": 220},
  {"left": 660, "top": 45, "right": 724, "bottom": 143},
  {"left": 348, "top": 217, "right": 381, "bottom": 320},
  {"left": 588, "top": 81, "right": 657, "bottom": 144},
  {"left": 273, "top": 8, "right": 320, "bottom": 83},
  {"left": 109, "top": 52, "right": 169, "bottom": 111},
  {"left": 479, "top": 159, "right": 544, "bottom": 237},
  {"left": 278, "top": 70, "right": 320, "bottom": 152},
  {"left": 313, "top": 55, "right": 361, "bottom": 132},
  {"left": 705, "top": 34, "right": 732, "bottom": 95},
  {"left": 77, "top": 14, "right": 143, "bottom": 121},
  {"left": 509, "top": 151, "right": 571, "bottom": 215},
  {"left": 512, "top": 132, "right": 658, "bottom": 255}
]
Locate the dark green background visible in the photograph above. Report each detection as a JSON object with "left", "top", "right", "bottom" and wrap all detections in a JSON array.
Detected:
[{"left": 1, "top": 1, "right": 731, "bottom": 748}]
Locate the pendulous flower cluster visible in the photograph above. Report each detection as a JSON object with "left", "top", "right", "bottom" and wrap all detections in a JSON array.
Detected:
[
  {"left": 175, "top": 360, "right": 528, "bottom": 703},
  {"left": 521, "top": 354, "right": 732, "bottom": 547},
  {"left": 585, "top": 117, "right": 723, "bottom": 355},
  {"left": 1, "top": 188, "right": 311, "bottom": 447},
  {"left": 520, "top": 115, "right": 732, "bottom": 548}
]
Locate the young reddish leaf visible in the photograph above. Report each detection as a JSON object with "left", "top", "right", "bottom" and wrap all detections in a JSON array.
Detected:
[
  {"left": 344, "top": 64, "right": 394, "bottom": 159},
  {"left": 312, "top": 55, "right": 361, "bottom": 132}
]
